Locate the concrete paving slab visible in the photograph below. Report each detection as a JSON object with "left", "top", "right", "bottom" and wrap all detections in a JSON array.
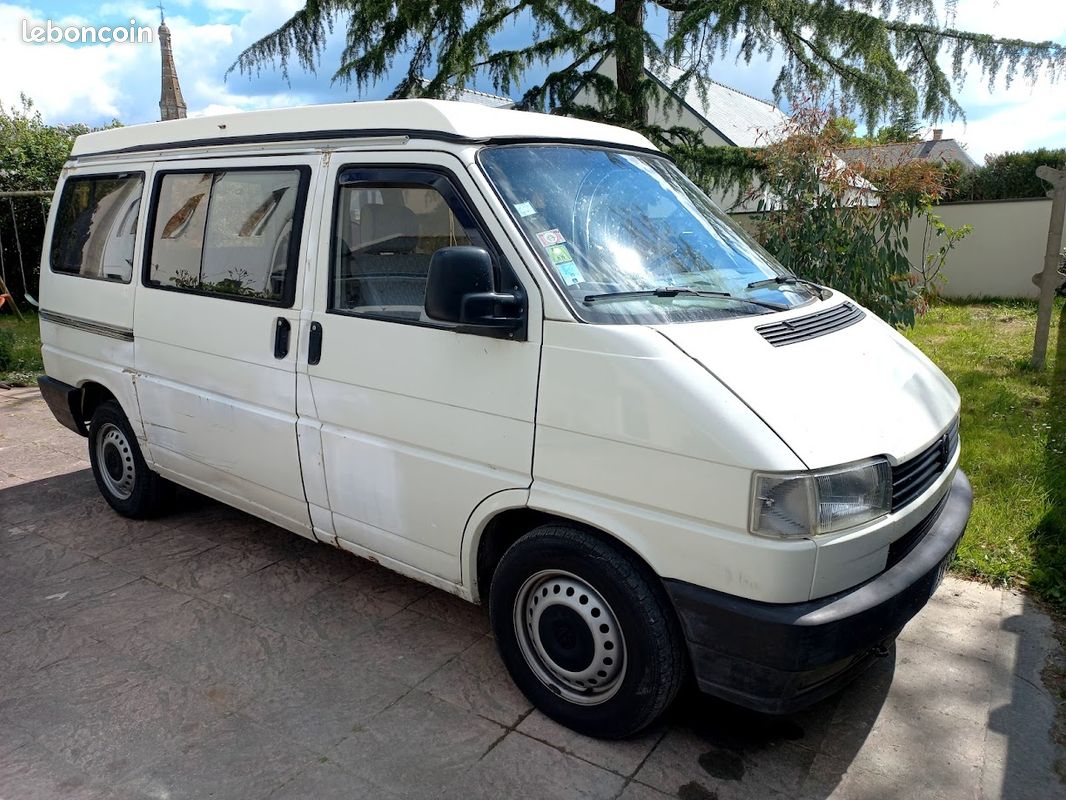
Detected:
[
  {"left": 439, "top": 730, "right": 627, "bottom": 799},
  {"left": 327, "top": 690, "right": 504, "bottom": 799},
  {"left": 1, "top": 388, "right": 1065, "bottom": 800},
  {"left": 422, "top": 636, "right": 533, "bottom": 727},
  {"left": 266, "top": 760, "right": 401, "bottom": 800}
]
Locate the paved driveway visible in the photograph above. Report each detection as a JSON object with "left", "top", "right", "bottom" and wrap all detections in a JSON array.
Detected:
[{"left": 1, "top": 387, "right": 1063, "bottom": 800}]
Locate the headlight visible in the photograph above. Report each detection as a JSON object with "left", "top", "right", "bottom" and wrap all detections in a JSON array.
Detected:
[{"left": 750, "top": 458, "right": 891, "bottom": 538}]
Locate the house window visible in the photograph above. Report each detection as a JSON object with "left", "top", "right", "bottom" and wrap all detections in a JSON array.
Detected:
[
  {"left": 50, "top": 173, "right": 144, "bottom": 283},
  {"left": 146, "top": 168, "right": 307, "bottom": 305}
]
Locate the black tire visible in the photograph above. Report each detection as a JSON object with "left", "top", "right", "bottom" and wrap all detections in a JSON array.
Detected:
[
  {"left": 489, "top": 525, "right": 685, "bottom": 739},
  {"left": 87, "top": 399, "right": 173, "bottom": 518}
]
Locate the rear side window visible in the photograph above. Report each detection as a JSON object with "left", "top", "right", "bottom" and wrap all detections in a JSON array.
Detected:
[
  {"left": 145, "top": 167, "right": 308, "bottom": 305},
  {"left": 50, "top": 173, "right": 144, "bottom": 283}
]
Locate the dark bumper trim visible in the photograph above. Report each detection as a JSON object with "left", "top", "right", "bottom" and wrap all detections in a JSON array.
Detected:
[
  {"left": 37, "top": 376, "right": 86, "bottom": 436},
  {"left": 665, "top": 470, "right": 973, "bottom": 713}
]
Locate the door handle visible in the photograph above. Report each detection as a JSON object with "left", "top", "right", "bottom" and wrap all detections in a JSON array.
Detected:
[
  {"left": 308, "top": 321, "right": 323, "bottom": 365},
  {"left": 274, "top": 317, "right": 291, "bottom": 359}
]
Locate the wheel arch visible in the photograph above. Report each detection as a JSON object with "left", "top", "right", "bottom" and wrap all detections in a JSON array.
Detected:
[{"left": 466, "top": 496, "right": 668, "bottom": 607}]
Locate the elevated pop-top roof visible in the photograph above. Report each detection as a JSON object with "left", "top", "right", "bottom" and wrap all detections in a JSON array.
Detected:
[{"left": 70, "top": 99, "right": 657, "bottom": 158}]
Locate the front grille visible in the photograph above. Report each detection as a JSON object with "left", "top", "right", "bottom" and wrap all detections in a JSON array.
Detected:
[
  {"left": 756, "top": 302, "right": 865, "bottom": 347},
  {"left": 891, "top": 419, "right": 960, "bottom": 512},
  {"left": 885, "top": 493, "right": 949, "bottom": 571}
]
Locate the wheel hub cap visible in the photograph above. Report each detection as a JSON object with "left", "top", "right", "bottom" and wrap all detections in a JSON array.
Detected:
[
  {"left": 514, "top": 570, "right": 626, "bottom": 705},
  {"left": 96, "top": 422, "right": 135, "bottom": 500}
]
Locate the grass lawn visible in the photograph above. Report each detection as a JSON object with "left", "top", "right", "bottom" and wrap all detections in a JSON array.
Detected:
[
  {"left": 3, "top": 299, "right": 1065, "bottom": 605},
  {"left": 0, "top": 310, "right": 43, "bottom": 387},
  {"left": 905, "top": 298, "right": 1066, "bottom": 607}
]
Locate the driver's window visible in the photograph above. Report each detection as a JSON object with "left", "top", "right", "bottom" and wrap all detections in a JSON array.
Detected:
[{"left": 331, "top": 180, "right": 475, "bottom": 322}]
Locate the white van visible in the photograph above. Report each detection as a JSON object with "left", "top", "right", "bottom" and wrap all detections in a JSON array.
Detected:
[{"left": 37, "top": 100, "right": 971, "bottom": 738}]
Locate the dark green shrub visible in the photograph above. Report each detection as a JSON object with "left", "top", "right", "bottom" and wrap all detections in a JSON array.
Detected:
[
  {"left": 0, "top": 328, "right": 14, "bottom": 371},
  {"left": 952, "top": 148, "right": 1066, "bottom": 201}
]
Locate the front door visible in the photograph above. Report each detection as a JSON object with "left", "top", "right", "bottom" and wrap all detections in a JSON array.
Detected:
[
  {"left": 297, "top": 152, "right": 541, "bottom": 583},
  {"left": 134, "top": 156, "right": 316, "bottom": 535}
]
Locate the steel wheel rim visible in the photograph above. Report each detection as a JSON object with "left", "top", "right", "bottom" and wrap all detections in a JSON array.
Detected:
[
  {"left": 513, "top": 569, "right": 626, "bottom": 706},
  {"left": 96, "top": 422, "right": 135, "bottom": 500}
]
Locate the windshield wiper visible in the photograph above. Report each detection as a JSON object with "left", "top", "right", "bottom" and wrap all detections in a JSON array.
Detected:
[
  {"left": 583, "top": 287, "right": 788, "bottom": 311},
  {"left": 746, "top": 275, "right": 830, "bottom": 299}
]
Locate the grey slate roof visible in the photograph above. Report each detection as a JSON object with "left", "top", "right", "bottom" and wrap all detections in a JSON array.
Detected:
[
  {"left": 838, "top": 139, "right": 978, "bottom": 171},
  {"left": 646, "top": 60, "right": 789, "bottom": 146}
]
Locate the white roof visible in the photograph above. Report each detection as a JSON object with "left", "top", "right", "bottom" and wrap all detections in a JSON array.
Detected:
[
  {"left": 70, "top": 99, "right": 656, "bottom": 157},
  {"left": 647, "top": 61, "right": 788, "bottom": 147}
]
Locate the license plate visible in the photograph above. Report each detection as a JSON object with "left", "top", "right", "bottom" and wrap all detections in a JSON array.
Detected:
[{"left": 930, "top": 546, "right": 956, "bottom": 597}]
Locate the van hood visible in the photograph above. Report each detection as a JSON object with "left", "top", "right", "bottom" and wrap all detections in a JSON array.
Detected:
[{"left": 654, "top": 303, "right": 960, "bottom": 469}]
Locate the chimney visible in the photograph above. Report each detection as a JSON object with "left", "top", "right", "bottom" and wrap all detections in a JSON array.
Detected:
[
  {"left": 158, "top": 8, "right": 187, "bottom": 121},
  {"left": 932, "top": 129, "right": 943, "bottom": 141}
]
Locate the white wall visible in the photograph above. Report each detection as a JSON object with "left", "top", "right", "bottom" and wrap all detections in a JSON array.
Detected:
[
  {"left": 906, "top": 198, "right": 1057, "bottom": 300},
  {"left": 730, "top": 197, "right": 1060, "bottom": 300}
]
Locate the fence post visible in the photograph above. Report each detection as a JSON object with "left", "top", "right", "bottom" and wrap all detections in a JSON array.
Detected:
[{"left": 1032, "top": 166, "right": 1066, "bottom": 370}]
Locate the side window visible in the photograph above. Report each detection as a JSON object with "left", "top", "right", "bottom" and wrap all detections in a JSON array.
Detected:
[
  {"left": 50, "top": 173, "right": 144, "bottom": 283},
  {"left": 331, "top": 173, "right": 486, "bottom": 322},
  {"left": 146, "top": 168, "right": 306, "bottom": 305}
]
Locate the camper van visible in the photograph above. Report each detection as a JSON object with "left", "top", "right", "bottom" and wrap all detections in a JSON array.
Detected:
[{"left": 37, "top": 100, "right": 971, "bottom": 738}]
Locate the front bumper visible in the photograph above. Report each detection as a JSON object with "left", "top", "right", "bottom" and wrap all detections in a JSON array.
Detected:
[{"left": 664, "top": 470, "right": 973, "bottom": 714}]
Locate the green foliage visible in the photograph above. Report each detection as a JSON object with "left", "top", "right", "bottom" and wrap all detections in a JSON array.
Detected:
[
  {"left": 0, "top": 96, "right": 86, "bottom": 192},
  {"left": 913, "top": 211, "right": 973, "bottom": 300},
  {"left": 0, "top": 327, "right": 13, "bottom": 371},
  {"left": 665, "top": 138, "right": 762, "bottom": 195},
  {"left": 0, "top": 97, "right": 120, "bottom": 301},
  {"left": 0, "top": 311, "right": 43, "bottom": 386},
  {"left": 904, "top": 299, "right": 1065, "bottom": 607},
  {"left": 748, "top": 105, "right": 951, "bottom": 327},
  {"left": 231, "top": 1, "right": 1066, "bottom": 133},
  {"left": 952, "top": 147, "right": 1066, "bottom": 201},
  {"left": 871, "top": 108, "right": 923, "bottom": 144},
  {"left": 825, "top": 109, "right": 924, "bottom": 147}
]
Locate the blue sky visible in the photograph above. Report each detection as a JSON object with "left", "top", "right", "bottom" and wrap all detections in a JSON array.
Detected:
[{"left": 1, "top": 0, "right": 1064, "bottom": 160}]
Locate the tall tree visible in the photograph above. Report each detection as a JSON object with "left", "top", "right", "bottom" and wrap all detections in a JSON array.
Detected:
[{"left": 231, "top": 0, "right": 1065, "bottom": 136}]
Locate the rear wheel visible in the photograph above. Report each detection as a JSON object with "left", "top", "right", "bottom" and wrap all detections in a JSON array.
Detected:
[
  {"left": 88, "top": 400, "right": 173, "bottom": 518},
  {"left": 489, "top": 525, "right": 685, "bottom": 738}
]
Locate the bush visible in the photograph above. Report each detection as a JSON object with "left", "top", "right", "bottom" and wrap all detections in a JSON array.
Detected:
[
  {"left": 0, "top": 328, "right": 14, "bottom": 371},
  {"left": 951, "top": 148, "right": 1066, "bottom": 201},
  {"left": 749, "top": 105, "right": 952, "bottom": 327}
]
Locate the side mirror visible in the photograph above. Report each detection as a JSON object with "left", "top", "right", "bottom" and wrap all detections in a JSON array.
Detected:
[{"left": 424, "top": 246, "right": 524, "bottom": 331}]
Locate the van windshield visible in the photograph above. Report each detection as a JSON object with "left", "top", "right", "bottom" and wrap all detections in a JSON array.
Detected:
[{"left": 479, "top": 145, "right": 819, "bottom": 324}]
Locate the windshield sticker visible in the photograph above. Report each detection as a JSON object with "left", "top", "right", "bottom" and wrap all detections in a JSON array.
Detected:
[
  {"left": 546, "top": 244, "right": 573, "bottom": 264},
  {"left": 555, "top": 260, "right": 583, "bottom": 286},
  {"left": 514, "top": 201, "right": 537, "bottom": 217},
  {"left": 536, "top": 229, "right": 566, "bottom": 247}
]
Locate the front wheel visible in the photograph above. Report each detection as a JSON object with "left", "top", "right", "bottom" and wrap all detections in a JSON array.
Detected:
[
  {"left": 88, "top": 399, "right": 173, "bottom": 518},
  {"left": 489, "top": 525, "right": 685, "bottom": 739}
]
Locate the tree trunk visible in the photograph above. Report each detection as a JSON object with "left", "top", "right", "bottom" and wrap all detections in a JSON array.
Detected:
[{"left": 614, "top": 0, "right": 646, "bottom": 129}]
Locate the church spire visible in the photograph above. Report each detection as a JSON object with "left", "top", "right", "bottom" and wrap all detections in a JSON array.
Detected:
[{"left": 158, "top": 4, "right": 187, "bottom": 121}]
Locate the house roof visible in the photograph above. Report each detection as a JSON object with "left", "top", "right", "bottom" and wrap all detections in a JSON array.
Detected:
[
  {"left": 645, "top": 60, "right": 789, "bottom": 147},
  {"left": 69, "top": 99, "right": 656, "bottom": 158},
  {"left": 417, "top": 79, "right": 515, "bottom": 109},
  {"left": 838, "top": 139, "right": 978, "bottom": 171}
]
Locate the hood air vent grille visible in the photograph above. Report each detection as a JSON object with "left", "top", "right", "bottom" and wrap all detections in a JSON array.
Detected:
[{"left": 756, "top": 302, "right": 865, "bottom": 347}]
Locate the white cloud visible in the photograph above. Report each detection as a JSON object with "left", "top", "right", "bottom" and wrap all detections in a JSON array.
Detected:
[
  {"left": 0, "top": 0, "right": 310, "bottom": 126},
  {"left": 0, "top": 0, "right": 1062, "bottom": 162}
]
